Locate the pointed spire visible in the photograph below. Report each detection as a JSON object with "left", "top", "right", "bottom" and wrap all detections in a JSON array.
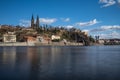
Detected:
[
  {"left": 36, "top": 15, "right": 39, "bottom": 29},
  {"left": 31, "top": 14, "right": 34, "bottom": 28},
  {"left": 32, "top": 14, "right": 34, "bottom": 20}
]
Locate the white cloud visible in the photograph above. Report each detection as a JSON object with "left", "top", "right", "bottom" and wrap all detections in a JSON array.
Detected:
[
  {"left": 82, "top": 30, "right": 89, "bottom": 32},
  {"left": 118, "top": 0, "right": 120, "bottom": 3},
  {"left": 19, "top": 19, "right": 30, "bottom": 27},
  {"left": 99, "top": 0, "right": 108, "bottom": 3},
  {"left": 76, "top": 19, "right": 99, "bottom": 27},
  {"left": 99, "top": 0, "right": 116, "bottom": 8},
  {"left": 90, "top": 28, "right": 104, "bottom": 32},
  {"left": 40, "top": 18, "right": 57, "bottom": 24},
  {"left": 100, "top": 31, "right": 120, "bottom": 39},
  {"left": 111, "top": 31, "right": 120, "bottom": 38},
  {"left": 61, "top": 18, "right": 70, "bottom": 22},
  {"left": 101, "top": 25, "right": 120, "bottom": 30},
  {"left": 65, "top": 25, "right": 74, "bottom": 28},
  {"left": 117, "top": 0, "right": 120, "bottom": 5},
  {"left": 90, "top": 25, "right": 120, "bottom": 32},
  {"left": 89, "top": 25, "right": 120, "bottom": 39}
]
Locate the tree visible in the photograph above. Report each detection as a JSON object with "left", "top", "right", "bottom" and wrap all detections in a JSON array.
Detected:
[{"left": 89, "top": 35, "right": 95, "bottom": 42}]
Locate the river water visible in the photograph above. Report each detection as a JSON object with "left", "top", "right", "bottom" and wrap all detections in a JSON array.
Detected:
[{"left": 0, "top": 46, "right": 120, "bottom": 80}]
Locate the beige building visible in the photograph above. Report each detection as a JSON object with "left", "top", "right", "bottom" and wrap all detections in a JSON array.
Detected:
[
  {"left": 3, "top": 34, "right": 16, "bottom": 42},
  {"left": 99, "top": 39, "right": 105, "bottom": 44},
  {"left": 51, "top": 35, "right": 60, "bottom": 40}
]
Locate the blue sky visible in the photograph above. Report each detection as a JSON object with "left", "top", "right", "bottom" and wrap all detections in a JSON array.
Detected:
[{"left": 0, "top": 0, "right": 120, "bottom": 39}]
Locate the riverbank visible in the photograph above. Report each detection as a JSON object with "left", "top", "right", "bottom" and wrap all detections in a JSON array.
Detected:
[{"left": 0, "top": 42, "right": 83, "bottom": 46}]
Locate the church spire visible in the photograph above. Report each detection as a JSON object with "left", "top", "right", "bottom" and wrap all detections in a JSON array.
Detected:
[
  {"left": 36, "top": 15, "right": 39, "bottom": 29},
  {"left": 31, "top": 14, "right": 34, "bottom": 28}
]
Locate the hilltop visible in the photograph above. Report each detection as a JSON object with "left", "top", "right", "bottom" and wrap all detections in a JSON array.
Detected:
[{"left": 0, "top": 24, "right": 95, "bottom": 46}]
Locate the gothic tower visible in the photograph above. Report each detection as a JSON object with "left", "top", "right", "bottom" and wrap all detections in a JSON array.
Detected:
[
  {"left": 36, "top": 15, "right": 39, "bottom": 29},
  {"left": 31, "top": 14, "right": 34, "bottom": 29}
]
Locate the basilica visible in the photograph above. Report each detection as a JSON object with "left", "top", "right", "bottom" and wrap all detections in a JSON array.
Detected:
[{"left": 31, "top": 15, "right": 40, "bottom": 30}]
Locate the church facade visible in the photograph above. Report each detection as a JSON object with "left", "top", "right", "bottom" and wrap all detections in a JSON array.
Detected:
[{"left": 31, "top": 15, "right": 40, "bottom": 30}]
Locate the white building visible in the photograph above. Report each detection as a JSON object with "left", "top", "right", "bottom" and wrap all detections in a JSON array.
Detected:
[
  {"left": 99, "top": 39, "right": 105, "bottom": 44},
  {"left": 51, "top": 35, "right": 60, "bottom": 40}
]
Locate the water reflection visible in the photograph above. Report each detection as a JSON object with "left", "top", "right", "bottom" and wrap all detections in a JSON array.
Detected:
[
  {"left": 2, "top": 47, "right": 16, "bottom": 69},
  {"left": 26, "top": 47, "right": 39, "bottom": 80},
  {"left": 0, "top": 46, "right": 120, "bottom": 80}
]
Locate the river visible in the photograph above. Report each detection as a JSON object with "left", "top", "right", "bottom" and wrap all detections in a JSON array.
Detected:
[{"left": 0, "top": 46, "right": 120, "bottom": 80}]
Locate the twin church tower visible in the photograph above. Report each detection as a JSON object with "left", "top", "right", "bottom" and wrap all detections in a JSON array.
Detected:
[{"left": 31, "top": 15, "right": 40, "bottom": 29}]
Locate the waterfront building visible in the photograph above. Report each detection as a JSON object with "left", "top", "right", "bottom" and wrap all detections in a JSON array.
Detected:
[{"left": 3, "top": 34, "right": 16, "bottom": 42}]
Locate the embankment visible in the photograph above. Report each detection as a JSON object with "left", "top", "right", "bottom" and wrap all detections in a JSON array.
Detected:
[{"left": 0, "top": 42, "right": 83, "bottom": 46}]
